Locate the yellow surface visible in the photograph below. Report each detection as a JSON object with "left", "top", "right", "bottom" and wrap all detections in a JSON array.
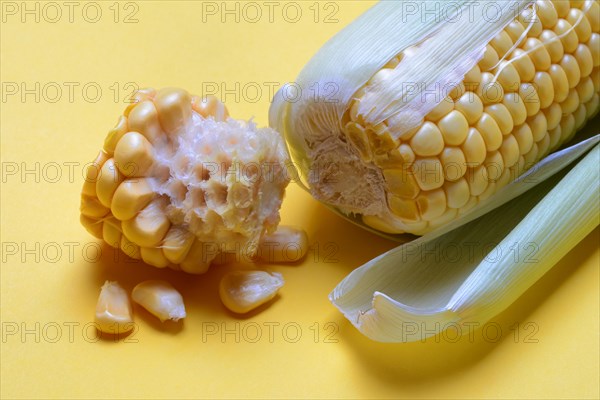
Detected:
[{"left": 1, "top": 1, "right": 598, "bottom": 399}]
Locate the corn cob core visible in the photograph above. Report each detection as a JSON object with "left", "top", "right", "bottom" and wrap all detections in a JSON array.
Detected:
[
  {"left": 80, "top": 88, "right": 290, "bottom": 273},
  {"left": 322, "top": 0, "right": 600, "bottom": 235}
]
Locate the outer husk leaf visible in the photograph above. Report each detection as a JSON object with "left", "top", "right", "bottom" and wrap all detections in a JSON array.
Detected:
[{"left": 330, "top": 143, "right": 600, "bottom": 342}]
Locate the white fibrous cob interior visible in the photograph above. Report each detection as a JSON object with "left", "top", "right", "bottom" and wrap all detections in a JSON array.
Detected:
[{"left": 151, "top": 114, "right": 289, "bottom": 249}]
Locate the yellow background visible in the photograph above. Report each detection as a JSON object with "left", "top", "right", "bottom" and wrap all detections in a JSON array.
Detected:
[{"left": 1, "top": 1, "right": 598, "bottom": 399}]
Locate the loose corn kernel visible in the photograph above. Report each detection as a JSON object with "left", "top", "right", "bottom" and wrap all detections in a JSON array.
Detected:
[
  {"left": 257, "top": 226, "right": 309, "bottom": 263},
  {"left": 219, "top": 271, "right": 284, "bottom": 314},
  {"left": 95, "top": 281, "right": 134, "bottom": 334},
  {"left": 132, "top": 280, "right": 186, "bottom": 322}
]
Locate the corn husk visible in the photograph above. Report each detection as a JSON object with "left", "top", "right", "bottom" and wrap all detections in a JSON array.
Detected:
[{"left": 330, "top": 142, "right": 599, "bottom": 342}]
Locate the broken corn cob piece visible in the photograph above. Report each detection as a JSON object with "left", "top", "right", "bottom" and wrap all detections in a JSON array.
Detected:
[{"left": 80, "top": 88, "right": 291, "bottom": 272}]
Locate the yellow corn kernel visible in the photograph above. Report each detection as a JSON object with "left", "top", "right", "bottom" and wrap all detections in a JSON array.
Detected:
[
  {"left": 528, "top": 112, "right": 549, "bottom": 142},
  {"left": 180, "top": 239, "right": 213, "bottom": 274},
  {"left": 567, "top": 8, "right": 592, "bottom": 42},
  {"left": 505, "top": 20, "right": 525, "bottom": 43},
  {"left": 443, "top": 178, "right": 470, "bottom": 209},
  {"left": 102, "top": 217, "right": 122, "bottom": 248},
  {"left": 219, "top": 271, "right": 284, "bottom": 314},
  {"left": 258, "top": 226, "right": 309, "bottom": 263},
  {"left": 477, "top": 72, "right": 504, "bottom": 104},
  {"left": 552, "top": 0, "right": 570, "bottom": 19},
  {"left": 454, "top": 92, "right": 483, "bottom": 124},
  {"left": 103, "top": 116, "right": 128, "bottom": 155},
  {"left": 425, "top": 97, "right": 454, "bottom": 122},
  {"left": 519, "top": 7, "right": 542, "bottom": 37},
  {"left": 132, "top": 280, "right": 186, "bottom": 322},
  {"left": 127, "top": 100, "right": 164, "bottom": 143},
  {"left": 410, "top": 122, "right": 445, "bottom": 156},
  {"left": 80, "top": 195, "right": 110, "bottom": 219},
  {"left": 479, "top": 45, "right": 499, "bottom": 71},
  {"left": 485, "top": 104, "right": 514, "bottom": 135},
  {"left": 192, "top": 95, "right": 230, "bottom": 121},
  {"left": 81, "top": 151, "right": 108, "bottom": 197},
  {"left": 500, "top": 134, "right": 521, "bottom": 168},
  {"left": 518, "top": 83, "right": 541, "bottom": 116},
  {"left": 389, "top": 196, "right": 420, "bottom": 221},
  {"left": 574, "top": 44, "right": 594, "bottom": 77},
  {"left": 114, "top": 132, "right": 155, "bottom": 177},
  {"left": 140, "top": 247, "right": 170, "bottom": 268},
  {"left": 513, "top": 123, "right": 535, "bottom": 154},
  {"left": 502, "top": 92, "right": 528, "bottom": 125},
  {"left": 121, "top": 197, "right": 170, "bottom": 248},
  {"left": 437, "top": 110, "right": 469, "bottom": 146},
  {"left": 476, "top": 113, "right": 503, "bottom": 151},
  {"left": 461, "top": 128, "right": 487, "bottom": 166},
  {"left": 589, "top": 33, "right": 600, "bottom": 66},
  {"left": 161, "top": 226, "right": 195, "bottom": 264},
  {"left": 411, "top": 158, "right": 444, "bottom": 191},
  {"left": 95, "top": 281, "right": 134, "bottom": 334},
  {"left": 440, "top": 147, "right": 467, "bottom": 181},
  {"left": 554, "top": 18, "right": 579, "bottom": 53},
  {"left": 510, "top": 49, "right": 536, "bottom": 83},
  {"left": 494, "top": 61, "right": 521, "bottom": 92},
  {"left": 577, "top": 76, "right": 595, "bottom": 103},
  {"left": 491, "top": 30, "right": 513, "bottom": 57},
  {"left": 121, "top": 235, "right": 141, "bottom": 260},
  {"left": 539, "top": 30, "right": 564, "bottom": 63},
  {"left": 484, "top": 151, "right": 505, "bottom": 182},
  {"left": 383, "top": 168, "right": 420, "bottom": 199},
  {"left": 80, "top": 215, "right": 103, "bottom": 240},
  {"left": 537, "top": 0, "right": 558, "bottom": 28},
  {"left": 561, "top": 54, "right": 582, "bottom": 88},
  {"left": 110, "top": 178, "right": 155, "bottom": 221},
  {"left": 96, "top": 158, "right": 124, "bottom": 208},
  {"left": 416, "top": 189, "right": 447, "bottom": 221},
  {"left": 154, "top": 88, "right": 192, "bottom": 135},
  {"left": 523, "top": 38, "right": 552, "bottom": 71}
]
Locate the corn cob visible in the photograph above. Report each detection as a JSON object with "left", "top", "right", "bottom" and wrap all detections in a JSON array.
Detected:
[
  {"left": 80, "top": 88, "right": 290, "bottom": 273},
  {"left": 273, "top": 0, "right": 599, "bottom": 236}
]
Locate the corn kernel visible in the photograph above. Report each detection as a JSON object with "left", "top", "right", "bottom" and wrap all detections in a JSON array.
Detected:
[
  {"left": 95, "top": 281, "right": 134, "bottom": 334},
  {"left": 258, "top": 226, "right": 309, "bottom": 263},
  {"left": 132, "top": 280, "right": 186, "bottom": 322},
  {"left": 219, "top": 271, "right": 284, "bottom": 314}
]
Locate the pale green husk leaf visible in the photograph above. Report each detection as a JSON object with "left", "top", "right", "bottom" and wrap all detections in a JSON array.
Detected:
[{"left": 330, "top": 142, "right": 599, "bottom": 342}]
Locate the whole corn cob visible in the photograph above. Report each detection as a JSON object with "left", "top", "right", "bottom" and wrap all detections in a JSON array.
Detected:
[
  {"left": 272, "top": 0, "right": 600, "bottom": 236},
  {"left": 80, "top": 88, "right": 291, "bottom": 273}
]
